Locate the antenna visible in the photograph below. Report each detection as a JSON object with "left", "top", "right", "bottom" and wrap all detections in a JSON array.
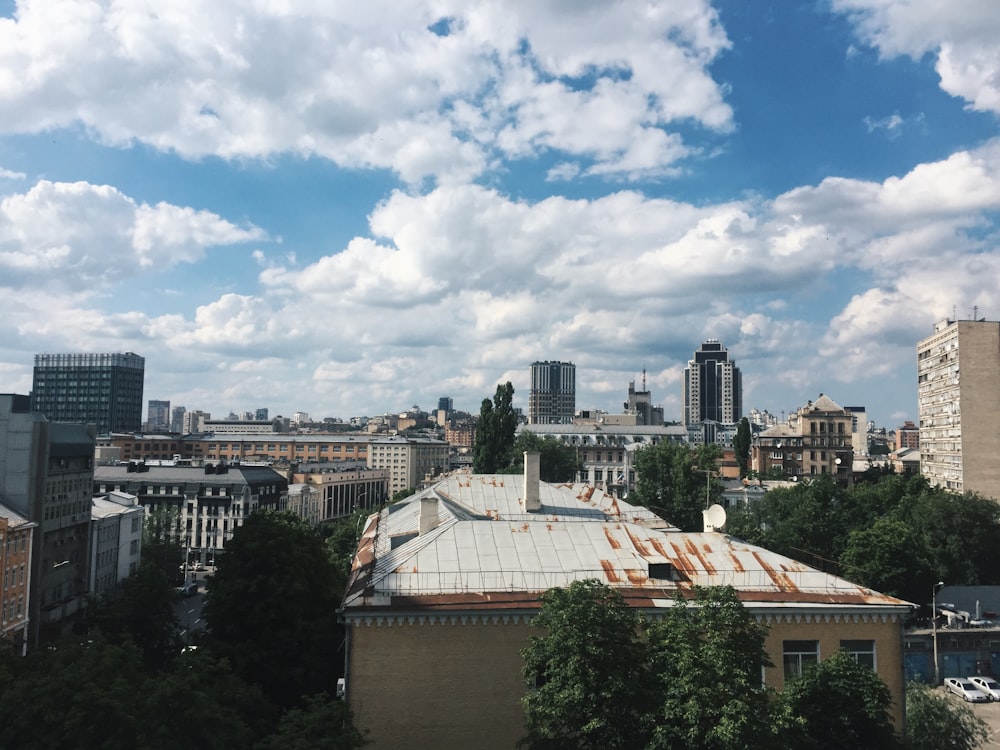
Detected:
[{"left": 642, "top": 368, "right": 646, "bottom": 391}]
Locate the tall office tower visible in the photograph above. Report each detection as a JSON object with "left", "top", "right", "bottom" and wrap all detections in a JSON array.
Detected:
[
  {"left": 437, "top": 397, "right": 453, "bottom": 414},
  {"left": 682, "top": 340, "right": 742, "bottom": 426},
  {"left": 528, "top": 361, "right": 576, "bottom": 424},
  {"left": 31, "top": 353, "right": 145, "bottom": 434},
  {"left": 255, "top": 408, "right": 269, "bottom": 421},
  {"left": 0, "top": 394, "right": 95, "bottom": 646},
  {"left": 147, "top": 400, "right": 170, "bottom": 432},
  {"left": 917, "top": 318, "right": 1000, "bottom": 500},
  {"left": 171, "top": 406, "right": 186, "bottom": 433}
]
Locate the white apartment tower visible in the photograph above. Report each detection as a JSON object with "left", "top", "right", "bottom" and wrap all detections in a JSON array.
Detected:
[
  {"left": 528, "top": 361, "right": 576, "bottom": 425},
  {"left": 917, "top": 318, "right": 1000, "bottom": 500}
]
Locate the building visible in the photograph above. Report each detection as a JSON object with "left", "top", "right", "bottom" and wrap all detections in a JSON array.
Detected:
[
  {"left": 367, "top": 437, "right": 449, "bottom": 495},
  {"left": 0, "top": 394, "right": 96, "bottom": 644},
  {"left": 0, "top": 503, "right": 35, "bottom": 652},
  {"left": 182, "top": 410, "right": 210, "bottom": 433},
  {"left": 896, "top": 421, "right": 919, "bottom": 451},
  {"left": 528, "top": 361, "right": 576, "bottom": 425},
  {"left": 845, "top": 406, "right": 869, "bottom": 457},
  {"left": 340, "top": 459, "right": 912, "bottom": 749},
  {"left": 917, "top": 318, "right": 1000, "bottom": 500},
  {"left": 624, "top": 375, "right": 664, "bottom": 426},
  {"left": 146, "top": 400, "right": 170, "bottom": 432},
  {"left": 254, "top": 408, "right": 269, "bottom": 421},
  {"left": 202, "top": 419, "right": 273, "bottom": 434},
  {"left": 752, "top": 394, "right": 854, "bottom": 485},
  {"left": 31, "top": 352, "right": 145, "bottom": 434},
  {"left": 89, "top": 491, "right": 144, "bottom": 599},
  {"left": 289, "top": 465, "right": 389, "bottom": 523},
  {"left": 682, "top": 340, "right": 742, "bottom": 426},
  {"left": 170, "top": 406, "right": 186, "bottom": 433},
  {"left": 93, "top": 463, "right": 287, "bottom": 565}
]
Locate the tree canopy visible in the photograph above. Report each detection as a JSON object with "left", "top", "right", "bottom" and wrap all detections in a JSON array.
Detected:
[
  {"left": 733, "top": 417, "right": 752, "bottom": 478},
  {"left": 473, "top": 381, "right": 517, "bottom": 473},
  {"left": 904, "top": 681, "right": 989, "bottom": 750},
  {"left": 630, "top": 441, "right": 722, "bottom": 531},
  {"left": 501, "top": 431, "right": 581, "bottom": 482}
]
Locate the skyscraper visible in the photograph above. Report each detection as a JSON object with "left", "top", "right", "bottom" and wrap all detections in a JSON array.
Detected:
[
  {"left": 917, "top": 318, "right": 1000, "bottom": 500},
  {"left": 31, "top": 352, "right": 145, "bottom": 434},
  {"left": 528, "top": 361, "right": 576, "bottom": 424},
  {"left": 147, "top": 399, "right": 170, "bottom": 432},
  {"left": 682, "top": 340, "right": 742, "bottom": 426}
]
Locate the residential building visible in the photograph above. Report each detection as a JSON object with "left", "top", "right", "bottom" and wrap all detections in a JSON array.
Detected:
[
  {"left": 341, "top": 459, "right": 911, "bottom": 749},
  {"left": 845, "top": 406, "right": 869, "bottom": 457},
  {"left": 146, "top": 400, "right": 170, "bottom": 433},
  {"left": 0, "top": 504, "right": 35, "bottom": 652},
  {"left": 0, "top": 394, "right": 95, "bottom": 644},
  {"left": 89, "top": 491, "right": 143, "bottom": 599},
  {"left": 182, "top": 410, "right": 210, "bottom": 433},
  {"left": 31, "top": 352, "right": 145, "bottom": 434},
  {"left": 93, "top": 463, "right": 287, "bottom": 566},
  {"left": 289, "top": 465, "right": 389, "bottom": 523},
  {"left": 682, "top": 340, "right": 742, "bottom": 427},
  {"left": 528, "top": 361, "right": 576, "bottom": 424},
  {"left": 202, "top": 419, "right": 273, "bottom": 434},
  {"left": 752, "top": 394, "right": 854, "bottom": 485},
  {"left": 896, "top": 421, "right": 919, "bottom": 451},
  {"left": 366, "top": 437, "right": 449, "bottom": 495},
  {"left": 170, "top": 406, "right": 186, "bottom": 433},
  {"left": 917, "top": 318, "right": 1000, "bottom": 500}
]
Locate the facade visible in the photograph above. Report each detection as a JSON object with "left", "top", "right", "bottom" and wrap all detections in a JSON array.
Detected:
[
  {"left": 0, "top": 394, "right": 96, "bottom": 644},
  {"left": 341, "top": 461, "right": 912, "bottom": 749},
  {"left": 752, "top": 394, "right": 854, "bottom": 485},
  {"left": 89, "top": 491, "right": 144, "bottom": 599},
  {"left": 289, "top": 465, "right": 390, "bottom": 522},
  {"left": 146, "top": 400, "right": 170, "bottom": 432},
  {"left": 93, "top": 463, "right": 287, "bottom": 565},
  {"left": 683, "top": 340, "right": 742, "bottom": 426},
  {"left": 366, "top": 437, "right": 449, "bottom": 495},
  {"left": 845, "top": 406, "right": 869, "bottom": 457},
  {"left": 31, "top": 352, "right": 145, "bottom": 434},
  {"left": 917, "top": 318, "right": 1000, "bottom": 500},
  {"left": 896, "top": 421, "right": 919, "bottom": 451},
  {"left": 170, "top": 406, "right": 186, "bottom": 433},
  {"left": 528, "top": 361, "right": 576, "bottom": 425},
  {"left": 202, "top": 420, "right": 273, "bottom": 434},
  {"left": 0, "top": 504, "right": 35, "bottom": 651}
]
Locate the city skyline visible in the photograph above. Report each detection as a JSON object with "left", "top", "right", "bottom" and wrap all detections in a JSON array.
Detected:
[{"left": 1, "top": 2, "right": 999, "bottom": 427}]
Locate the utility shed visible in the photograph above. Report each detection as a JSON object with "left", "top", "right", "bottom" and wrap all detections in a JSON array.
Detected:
[{"left": 341, "top": 461, "right": 912, "bottom": 750}]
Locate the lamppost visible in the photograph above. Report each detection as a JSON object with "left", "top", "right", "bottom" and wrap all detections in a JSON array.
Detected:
[
  {"left": 932, "top": 580, "right": 945, "bottom": 685},
  {"left": 693, "top": 468, "right": 714, "bottom": 509}
]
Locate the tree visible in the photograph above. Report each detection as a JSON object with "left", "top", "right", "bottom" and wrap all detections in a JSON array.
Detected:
[
  {"left": 646, "top": 586, "right": 787, "bottom": 750},
  {"left": 203, "top": 511, "right": 343, "bottom": 710},
  {"left": 144, "top": 504, "right": 185, "bottom": 584},
  {"left": 521, "top": 579, "right": 653, "bottom": 749},
  {"left": 905, "top": 681, "right": 989, "bottom": 750},
  {"left": 501, "top": 431, "right": 581, "bottom": 482},
  {"left": 631, "top": 441, "right": 721, "bottom": 531},
  {"left": 839, "top": 517, "right": 934, "bottom": 603},
  {"left": 473, "top": 382, "right": 517, "bottom": 473},
  {"left": 324, "top": 506, "right": 376, "bottom": 597},
  {"left": 255, "top": 693, "right": 366, "bottom": 750},
  {"left": 781, "top": 650, "right": 899, "bottom": 750},
  {"left": 733, "top": 417, "right": 752, "bottom": 478}
]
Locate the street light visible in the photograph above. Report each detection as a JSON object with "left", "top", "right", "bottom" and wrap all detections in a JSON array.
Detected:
[
  {"left": 693, "top": 468, "right": 714, "bottom": 509},
  {"left": 932, "top": 581, "right": 945, "bottom": 685}
]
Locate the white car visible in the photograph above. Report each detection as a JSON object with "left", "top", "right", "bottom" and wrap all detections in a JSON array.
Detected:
[
  {"left": 944, "top": 677, "right": 991, "bottom": 702},
  {"left": 968, "top": 676, "right": 1000, "bottom": 701}
]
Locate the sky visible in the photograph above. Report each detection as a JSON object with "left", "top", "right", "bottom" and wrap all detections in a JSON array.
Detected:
[{"left": 1, "top": 0, "right": 998, "bottom": 427}]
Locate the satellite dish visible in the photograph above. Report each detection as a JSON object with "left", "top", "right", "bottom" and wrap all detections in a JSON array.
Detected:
[{"left": 703, "top": 503, "right": 727, "bottom": 533}]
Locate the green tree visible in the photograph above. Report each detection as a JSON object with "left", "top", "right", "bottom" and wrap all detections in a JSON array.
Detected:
[
  {"left": 255, "top": 693, "right": 366, "bottom": 750},
  {"left": 646, "top": 586, "right": 787, "bottom": 750},
  {"left": 144, "top": 504, "right": 185, "bottom": 584},
  {"left": 501, "top": 431, "right": 581, "bottom": 482},
  {"left": 521, "top": 579, "right": 653, "bottom": 749},
  {"left": 839, "top": 517, "right": 933, "bottom": 602},
  {"left": 88, "top": 557, "right": 183, "bottom": 672},
  {"left": 733, "top": 417, "right": 752, "bottom": 478},
  {"left": 781, "top": 650, "right": 899, "bottom": 750},
  {"left": 631, "top": 441, "right": 721, "bottom": 531},
  {"left": 905, "top": 681, "right": 989, "bottom": 750},
  {"left": 473, "top": 382, "right": 517, "bottom": 473},
  {"left": 324, "top": 506, "right": 376, "bottom": 597},
  {"left": 203, "top": 511, "right": 343, "bottom": 710}
]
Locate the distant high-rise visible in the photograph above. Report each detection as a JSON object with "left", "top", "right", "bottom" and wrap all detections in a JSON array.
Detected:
[
  {"left": 31, "top": 352, "right": 145, "bottom": 434},
  {"left": 917, "top": 318, "right": 1000, "bottom": 500},
  {"left": 528, "top": 361, "right": 576, "bottom": 424},
  {"left": 255, "top": 407, "right": 269, "bottom": 421},
  {"left": 682, "top": 340, "right": 742, "bottom": 426},
  {"left": 171, "top": 406, "right": 186, "bottom": 433},
  {"left": 437, "top": 397, "right": 453, "bottom": 414},
  {"left": 147, "top": 400, "right": 170, "bottom": 432}
]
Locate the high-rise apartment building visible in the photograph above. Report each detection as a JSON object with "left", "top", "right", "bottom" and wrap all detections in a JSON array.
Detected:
[
  {"left": 31, "top": 352, "right": 145, "bottom": 434},
  {"left": 682, "top": 340, "right": 742, "bottom": 426},
  {"left": 528, "top": 361, "right": 576, "bottom": 424},
  {"left": 917, "top": 318, "right": 1000, "bottom": 500},
  {"left": 147, "top": 399, "right": 170, "bottom": 432}
]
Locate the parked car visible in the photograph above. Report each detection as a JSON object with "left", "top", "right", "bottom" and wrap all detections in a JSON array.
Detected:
[
  {"left": 180, "top": 582, "right": 199, "bottom": 597},
  {"left": 945, "top": 677, "right": 991, "bottom": 702},
  {"left": 968, "top": 676, "right": 1000, "bottom": 700}
]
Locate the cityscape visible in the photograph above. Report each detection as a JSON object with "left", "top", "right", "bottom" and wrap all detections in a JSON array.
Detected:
[{"left": 2, "top": 0, "right": 1000, "bottom": 747}]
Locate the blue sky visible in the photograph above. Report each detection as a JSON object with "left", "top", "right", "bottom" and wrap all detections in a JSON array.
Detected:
[{"left": 1, "top": 0, "right": 998, "bottom": 427}]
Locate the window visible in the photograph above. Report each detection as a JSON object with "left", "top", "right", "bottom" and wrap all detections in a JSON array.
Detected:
[
  {"left": 840, "top": 640, "right": 876, "bottom": 669},
  {"left": 783, "top": 640, "right": 819, "bottom": 679}
]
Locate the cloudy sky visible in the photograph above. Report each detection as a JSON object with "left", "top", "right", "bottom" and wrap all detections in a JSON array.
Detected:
[{"left": 1, "top": 0, "right": 998, "bottom": 427}]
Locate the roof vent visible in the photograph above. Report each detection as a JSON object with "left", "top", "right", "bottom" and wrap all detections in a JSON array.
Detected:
[
  {"left": 523, "top": 452, "right": 540, "bottom": 512},
  {"left": 419, "top": 495, "right": 438, "bottom": 535}
]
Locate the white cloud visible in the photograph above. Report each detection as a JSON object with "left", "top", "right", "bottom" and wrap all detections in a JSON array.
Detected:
[
  {"left": 0, "top": 0, "right": 732, "bottom": 183},
  {"left": 0, "top": 179, "right": 266, "bottom": 290},
  {"left": 0, "top": 166, "right": 26, "bottom": 180},
  {"left": 834, "top": 0, "right": 1000, "bottom": 114},
  {"left": 863, "top": 112, "right": 904, "bottom": 138}
]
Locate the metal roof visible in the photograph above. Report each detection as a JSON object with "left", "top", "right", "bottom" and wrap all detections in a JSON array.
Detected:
[{"left": 342, "top": 472, "right": 912, "bottom": 615}]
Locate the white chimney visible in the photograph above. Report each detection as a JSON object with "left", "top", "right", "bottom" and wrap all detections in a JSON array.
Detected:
[
  {"left": 419, "top": 495, "right": 438, "bottom": 535},
  {"left": 523, "top": 451, "right": 541, "bottom": 512}
]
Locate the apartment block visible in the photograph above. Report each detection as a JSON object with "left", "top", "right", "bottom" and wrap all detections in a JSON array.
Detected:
[
  {"left": 0, "top": 505, "right": 35, "bottom": 651},
  {"left": 753, "top": 394, "right": 854, "bottom": 485},
  {"left": 528, "top": 361, "right": 576, "bottom": 425}
]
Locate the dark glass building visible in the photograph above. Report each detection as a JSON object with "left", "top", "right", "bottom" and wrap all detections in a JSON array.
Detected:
[
  {"left": 528, "top": 361, "right": 576, "bottom": 424},
  {"left": 31, "top": 352, "right": 145, "bottom": 434},
  {"left": 682, "top": 340, "right": 742, "bottom": 426}
]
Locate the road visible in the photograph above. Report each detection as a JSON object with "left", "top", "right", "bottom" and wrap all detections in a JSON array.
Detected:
[{"left": 172, "top": 570, "right": 210, "bottom": 643}]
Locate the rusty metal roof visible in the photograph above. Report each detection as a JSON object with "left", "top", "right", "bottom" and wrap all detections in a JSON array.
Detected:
[{"left": 341, "top": 473, "right": 912, "bottom": 615}]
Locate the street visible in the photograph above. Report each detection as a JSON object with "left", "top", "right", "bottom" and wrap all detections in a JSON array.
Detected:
[{"left": 172, "top": 570, "right": 210, "bottom": 644}]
